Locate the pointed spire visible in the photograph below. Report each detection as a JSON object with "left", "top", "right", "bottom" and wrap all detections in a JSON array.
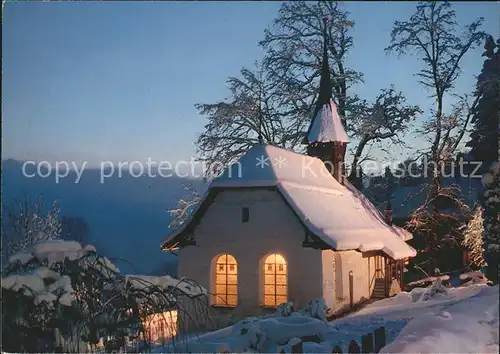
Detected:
[
  {"left": 317, "top": 16, "right": 331, "bottom": 108},
  {"left": 385, "top": 166, "right": 393, "bottom": 225},
  {"left": 302, "top": 16, "right": 348, "bottom": 145}
]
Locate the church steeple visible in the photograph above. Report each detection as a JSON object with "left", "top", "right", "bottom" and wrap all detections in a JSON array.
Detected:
[
  {"left": 384, "top": 166, "right": 394, "bottom": 225},
  {"left": 303, "top": 17, "right": 349, "bottom": 184},
  {"left": 317, "top": 17, "right": 334, "bottom": 111}
]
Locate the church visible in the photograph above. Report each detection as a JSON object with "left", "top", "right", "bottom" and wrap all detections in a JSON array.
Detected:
[{"left": 161, "top": 20, "right": 416, "bottom": 331}]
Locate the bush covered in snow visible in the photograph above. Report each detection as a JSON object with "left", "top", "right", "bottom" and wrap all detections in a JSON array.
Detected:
[
  {"left": 1, "top": 240, "right": 208, "bottom": 353},
  {"left": 276, "top": 302, "right": 295, "bottom": 317},
  {"left": 232, "top": 317, "right": 267, "bottom": 352},
  {"left": 298, "top": 299, "right": 329, "bottom": 322},
  {"left": 410, "top": 277, "right": 448, "bottom": 302}
]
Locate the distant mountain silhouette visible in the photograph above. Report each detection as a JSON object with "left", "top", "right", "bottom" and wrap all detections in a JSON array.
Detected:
[{"left": 1, "top": 159, "right": 205, "bottom": 274}]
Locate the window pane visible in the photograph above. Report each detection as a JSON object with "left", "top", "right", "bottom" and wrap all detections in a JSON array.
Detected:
[
  {"left": 266, "top": 264, "right": 274, "bottom": 273},
  {"left": 265, "top": 254, "right": 276, "bottom": 264},
  {"left": 216, "top": 274, "right": 227, "bottom": 284},
  {"left": 214, "top": 295, "right": 226, "bottom": 306},
  {"left": 227, "top": 295, "right": 237, "bottom": 306},
  {"left": 276, "top": 285, "right": 287, "bottom": 296},
  {"left": 276, "top": 275, "right": 287, "bottom": 285},
  {"left": 227, "top": 255, "right": 236, "bottom": 265},
  {"left": 264, "top": 274, "right": 275, "bottom": 285},
  {"left": 275, "top": 254, "right": 286, "bottom": 264},
  {"left": 227, "top": 274, "right": 237, "bottom": 284},
  {"left": 227, "top": 285, "right": 237, "bottom": 295},
  {"left": 264, "top": 284, "right": 276, "bottom": 295},
  {"left": 215, "top": 284, "right": 226, "bottom": 295},
  {"left": 264, "top": 295, "right": 276, "bottom": 307}
]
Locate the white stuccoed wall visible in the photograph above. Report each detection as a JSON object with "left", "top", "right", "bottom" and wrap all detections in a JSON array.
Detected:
[
  {"left": 321, "top": 249, "right": 372, "bottom": 315},
  {"left": 338, "top": 250, "right": 370, "bottom": 306},
  {"left": 175, "top": 188, "right": 390, "bottom": 331},
  {"left": 177, "top": 189, "right": 323, "bottom": 330}
]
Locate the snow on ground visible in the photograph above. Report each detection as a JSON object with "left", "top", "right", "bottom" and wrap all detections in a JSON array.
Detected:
[
  {"left": 337, "top": 284, "right": 499, "bottom": 354},
  {"left": 381, "top": 285, "right": 499, "bottom": 353},
  {"left": 154, "top": 284, "right": 498, "bottom": 353}
]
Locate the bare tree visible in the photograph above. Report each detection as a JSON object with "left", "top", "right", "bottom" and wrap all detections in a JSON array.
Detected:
[
  {"left": 179, "top": 1, "right": 422, "bottom": 228},
  {"left": 260, "top": 0, "right": 362, "bottom": 127},
  {"left": 168, "top": 181, "right": 203, "bottom": 229},
  {"left": 1, "top": 195, "right": 62, "bottom": 261},
  {"left": 195, "top": 62, "right": 300, "bottom": 177},
  {"left": 196, "top": 1, "right": 419, "bottom": 181},
  {"left": 349, "top": 88, "right": 421, "bottom": 180},
  {"left": 386, "top": 1, "right": 485, "bottom": 164},
  {"left": 386, "top": 1, "right": 486, "bottom": 273}
]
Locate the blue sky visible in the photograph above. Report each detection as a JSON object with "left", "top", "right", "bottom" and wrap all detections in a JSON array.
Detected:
[{"left": 3, "top": 1, "right": 499, "bottom": 168}]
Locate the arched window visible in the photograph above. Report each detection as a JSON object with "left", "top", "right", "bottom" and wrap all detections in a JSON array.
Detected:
[
  {"left": 263, "top": 253, "right": 288, "bottom": 307},
  {"left": 214, "top": 254, "right": 238, "bottom": 306}
]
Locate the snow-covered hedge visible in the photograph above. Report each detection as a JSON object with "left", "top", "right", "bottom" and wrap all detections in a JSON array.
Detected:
[{"left": 1, "top": 240, "right": 207, "bottom": 353}]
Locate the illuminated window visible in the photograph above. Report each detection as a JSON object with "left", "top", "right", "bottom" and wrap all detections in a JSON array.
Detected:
[
  {"left": 141, "top": 310, "right": 178, "bottom": 342},
  {"left": 214, "top": 254, "right": 238, "bottom": 306},
  {"left": 263, "top": 253, "right": 288, "bottom": 307}
]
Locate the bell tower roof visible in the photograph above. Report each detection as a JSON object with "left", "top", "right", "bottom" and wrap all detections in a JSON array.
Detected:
[{"left": 303, "top": 17, "right": 348, "bottom": 145}]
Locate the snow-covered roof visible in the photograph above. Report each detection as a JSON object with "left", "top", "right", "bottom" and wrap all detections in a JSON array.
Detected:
[
  {"left": 211, "top": 144, "right": 340, "bottom": 190},
  {"left": 162, "top": 144, "right": 415, "bottom": 259},
  {"left": 307, "top": 99, "right": 349, "bottom": 144}
]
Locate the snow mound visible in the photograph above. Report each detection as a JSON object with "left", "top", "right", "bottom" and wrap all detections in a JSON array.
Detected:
[
  {"left": 2, "top": 267, "right": 74, "bottom": 307},
  {"left": 459, "top": 270, "right": 486, "bottom": 280},
  {"left": 297, "top": 299, "right": 328, "bottom": 322},
  {"left": 9, "top": 240, "right": 97, "bottom": 266},
  {"left": 407, "top": 275, "right": 450, "bottom": 288},
  {"left": 185, "top": 315, "right": 331, "bottom": 353},
  {"left": 410, "top": 278, "right": 448, "bottom": 302},
  {"left": 7, "top": 240, "right": 120, "bottom": 274},
  {"left": 381, "top": 286, "right": 499, "bottom": 353},
  {"left": 276, "top": 302, "right": 295, "bottom": 317},
  {"left": 460, "top": 271, "right": 489, "bottom": 286}
]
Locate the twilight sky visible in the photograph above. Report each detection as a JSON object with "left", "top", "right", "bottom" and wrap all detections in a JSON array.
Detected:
[{"left": 3, "top": 1, "right": 499, "bottom": 169}]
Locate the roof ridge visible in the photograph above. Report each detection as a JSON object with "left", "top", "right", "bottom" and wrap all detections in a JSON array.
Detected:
[{"left": 278, "top": 180, "right": 343, "bottom": 196}]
